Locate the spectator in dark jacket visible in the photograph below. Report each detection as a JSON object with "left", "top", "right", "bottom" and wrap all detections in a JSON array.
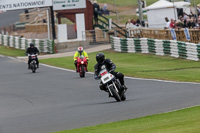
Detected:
[{"left": 93, "top": 0, "right": 100, "bottom": 25}]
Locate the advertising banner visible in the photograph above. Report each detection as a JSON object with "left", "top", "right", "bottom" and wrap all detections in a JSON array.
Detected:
[
  {"left": 0, "top": 0, "right": 53, "bottom": 11},
  {"left": 53, "top": 0, "right": 86, "bottom": 10},
  {"left": 171, "top": 29, "right": 177, "bottom": 40},
  {"left": 184, "top": 28, "right": 190, "bottom": 41}
]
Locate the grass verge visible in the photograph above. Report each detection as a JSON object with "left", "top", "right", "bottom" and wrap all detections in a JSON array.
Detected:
[
  {"left": 0, "top": 45, "right": 25, "bottom": 57},
  {"left": 40, "top": 50, "right": 200, "bottom": 82},
  {"left": 53, "top": 106, "right": 200, "bottom": 133},
  {"left": 98, "top": 0, "right": 200, "bottom": 7}
]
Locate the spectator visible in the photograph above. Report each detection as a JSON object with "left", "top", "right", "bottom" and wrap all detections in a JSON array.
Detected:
[
  {"left": 164, "top": 17, "right": 170, "bottom": 29},
  {"left": 197, "top": 6, "right": 200, "bottom": 16},
  {"left": 190, "top": 17, "right": 196, "bottom": 28},
  {"left": 135, "top": 19, "right": 141, "bottom": 27},
  {"left": 126, "top": 19, "right": 137, "bottom": 38},
  {"left": 24, "top": 9, "right": 29, "bottom": 20},
  {"left": 131, "top": 19, "right": 136, "bottom": 25},
  {"left": 126, "top": 19, "right": 135, "bottom": 29},
  {"left": 93, "top": 0, "right": 100, "bottom": 25},
  {"left": 141, "top": 0, "right": 145, "bottom": 8},
  {"left": 102, "top": 3, "right": 109, "bottom": 15},
  {"left": 170, "top": 19, "right": 175, "bottom": 28},
  {"left": 186, "top": 19, "right": 192, "bottom": 28}
]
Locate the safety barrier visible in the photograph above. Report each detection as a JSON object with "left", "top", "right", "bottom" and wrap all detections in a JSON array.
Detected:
[
  {"left": 0, "top": 34, "right": 53, "bottom": 54},
  {"left": 111, "top": 37, "right": 200, "bottom": 61}
]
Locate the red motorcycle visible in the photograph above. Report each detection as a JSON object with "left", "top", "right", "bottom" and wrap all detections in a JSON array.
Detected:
[{"left": 76, "top": 56, "right": 88, "bottom": 77}]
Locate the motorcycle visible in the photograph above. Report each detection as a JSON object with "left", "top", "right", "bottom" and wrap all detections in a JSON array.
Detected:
[
  {"left": 29, "top": 54, "right": 38, "bottom": 73},
  {"left": 76, "top": 55, "right": 88, "bottom": 78},
  {"left": 99, "top": 66, "right": 126, "bottom": 102}
]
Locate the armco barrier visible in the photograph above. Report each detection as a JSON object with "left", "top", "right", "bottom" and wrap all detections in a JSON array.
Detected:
[
  {"left": 111, "top": 37, "right": 200, "bottom": 61},
  {"left": 0, "top": 34, "right": 53, "bottom": 54}
]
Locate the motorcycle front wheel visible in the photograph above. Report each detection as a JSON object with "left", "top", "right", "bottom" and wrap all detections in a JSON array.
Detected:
[
  {"left": 109, "top": 85, "right": 121, "bottom": 102},
  {"left": 121, "top": 93, "right": 126, "bottom": 101},
  {"left": 79, "top": 65, "right": 85, "bottom": 78}
]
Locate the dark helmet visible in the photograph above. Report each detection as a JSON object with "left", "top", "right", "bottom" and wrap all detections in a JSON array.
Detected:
[
  {"left": 96, "top": 53, "right": 105, "bottom": 64},
  {"left": 30, "top": 43, "right": 34, "bottom": 47}
]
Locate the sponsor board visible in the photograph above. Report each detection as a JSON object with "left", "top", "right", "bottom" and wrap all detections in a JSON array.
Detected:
[
  {"left": 53, "top": 0, "right": 86, "bottom": 10},
  {"left": 0, "top": 0, "right": 52, "bottom": 11}
]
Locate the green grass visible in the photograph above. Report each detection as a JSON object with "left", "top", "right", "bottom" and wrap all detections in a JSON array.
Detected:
[
  {"left": 40, "top": 50, "right": 200, "bottom": 82},
  {"left": 98, "top": 0, "right": 200, "bottom": 7},
  {"left": 53, "top": 106, "right": 200, "bottom": 133},
  {"left": 0, "top": 45, "right": 25, "bottom": 57},
  {"left": 98, "top": 0, "right": 157, "bottom": 7}
]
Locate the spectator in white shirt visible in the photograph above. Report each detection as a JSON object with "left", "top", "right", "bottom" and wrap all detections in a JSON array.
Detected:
[{"left": 164, "top": 17, "right": 170, "bottom": 29}]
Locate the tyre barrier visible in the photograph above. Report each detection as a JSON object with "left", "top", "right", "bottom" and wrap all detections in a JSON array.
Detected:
[
  {"left": 111, "top": 37, "right": 199, "bottom": 61},
  {"left": 0, "top": 34, "right": 53, "bottom": 54}
]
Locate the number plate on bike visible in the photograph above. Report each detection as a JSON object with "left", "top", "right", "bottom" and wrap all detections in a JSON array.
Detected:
[
  {"left": 104, "top": 76, "right": 109, "bottom": 81},
  {"left": 100, "top": 69, "right": 114, "bottom": 84}
]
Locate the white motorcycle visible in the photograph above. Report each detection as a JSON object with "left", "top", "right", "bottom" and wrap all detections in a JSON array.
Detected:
[{"left": 99, "top": 67, "right": 126, "bottom": 102}]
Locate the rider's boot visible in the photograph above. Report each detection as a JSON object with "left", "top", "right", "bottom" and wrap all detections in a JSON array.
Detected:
[
  {"left": 28, "top": 64, "right": 30, "bottom": 69},
  {"left": 37, "top": 64, "right": 39, "bottom": 68},
  {"left": 121, "top": 85, "right": 128, "bottom": 92}
]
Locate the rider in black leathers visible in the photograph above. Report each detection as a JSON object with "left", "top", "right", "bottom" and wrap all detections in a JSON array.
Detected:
[
  {"left": 26, "top": 43, "right": 40, "bottom": 69},
  {"left": 94, "top": 53, "right": 128, "bottom": 92}
]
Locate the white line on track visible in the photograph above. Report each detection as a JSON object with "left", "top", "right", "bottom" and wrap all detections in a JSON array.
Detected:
[{"left": 3, "top": 55, "right": 200, "bottom": 85}]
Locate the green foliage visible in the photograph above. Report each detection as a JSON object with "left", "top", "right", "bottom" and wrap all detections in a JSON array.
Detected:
[
  {"left": 97, "top": 0, "right": 158, "bottom": 7},
  {"left": 97, "top": 0, "right": 200, "bottom": 7}
]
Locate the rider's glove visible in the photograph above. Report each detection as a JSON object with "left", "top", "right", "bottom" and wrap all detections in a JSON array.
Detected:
[{"left": 109, "top": 69, "right": 114, "bottom": 73}]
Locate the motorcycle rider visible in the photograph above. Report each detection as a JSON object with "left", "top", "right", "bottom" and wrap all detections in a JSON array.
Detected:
[
  {"left": 94, "top": 53, "right": 128, "bottom": 92},
  {"left": 74, "top": 47, "right": 89, "bottom": 72},
  {"left": 26, "top": 43, "right": 40, "bottom": 69}
]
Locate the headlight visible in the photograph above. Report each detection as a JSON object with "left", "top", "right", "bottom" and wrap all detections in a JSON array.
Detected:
[{"left": 81, "top": 61, "right": 84, "bottom": 64}]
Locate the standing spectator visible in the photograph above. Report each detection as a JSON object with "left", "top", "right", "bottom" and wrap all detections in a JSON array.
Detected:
[
  {"left": 141, "top": 0, "right": 145, "bottom": 8},
  {"left": 24, "top": 9, "right": 29, "bottom": 20},
  {"left": 126, "top": 19, "right": 135, "bottom": 29},
  {"left": 190, "top": 17, "right": 196, "bottom": 28},
  {"left": 126, "top": 19, "right": 137, "bottom": 38},
  {"left": 93, "top": 0, "right": 100, "bottom": 25},
  {"left": 135, "top": 19, "right": 141, "bottom": 27},
  {"left": 170, "top": 19, "right": 175, "bottom": 28},
  {"left": 131, "top": 19, "right": 136, "bottom": 25},
  {"left": 186, "top": 19, "right": 192, "bottom": 28},
  {"left": 164, "top": 17, "right": 170, "bottom": 29}
]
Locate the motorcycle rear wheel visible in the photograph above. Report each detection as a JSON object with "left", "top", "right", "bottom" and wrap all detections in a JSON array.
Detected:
[{"left": 31, "top": 64, "right": 36, "bottom": 73}]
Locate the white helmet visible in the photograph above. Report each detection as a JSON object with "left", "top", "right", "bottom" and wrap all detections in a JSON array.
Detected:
[{"left": 78, "top": 47, "right": 83, "bottom": 52}]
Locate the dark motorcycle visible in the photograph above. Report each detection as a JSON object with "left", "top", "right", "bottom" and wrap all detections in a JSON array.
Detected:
[
  {"left": 29, "top": 54, "right": 37, "bottom": 73},
  {"left": 99, "top": 67, "right": 126, "bottom": 102}
]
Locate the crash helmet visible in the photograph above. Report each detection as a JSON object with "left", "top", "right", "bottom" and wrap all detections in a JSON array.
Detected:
[
  {"left": 78, "top": 46, "right": 83, "bottom": 54},
  {"left": 30, "top": 43, "right": 34, "bottom": 47},
  {"left": 96, "top": 53, "right": 105, "bottom": 64}
]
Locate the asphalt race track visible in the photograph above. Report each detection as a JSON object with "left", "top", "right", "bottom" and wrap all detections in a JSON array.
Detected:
[{"left": 1, "top": 56, "right": 200, "bottom": 133}]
